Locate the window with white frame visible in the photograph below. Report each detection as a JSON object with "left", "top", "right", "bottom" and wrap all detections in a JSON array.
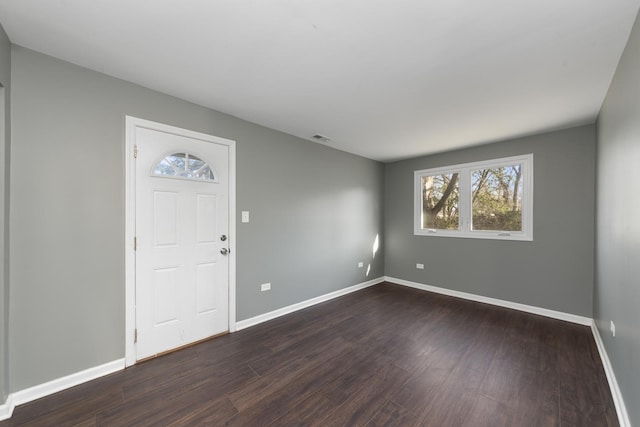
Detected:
[{"left": 414, "top": 154, "right": 533, "bottom": 241}]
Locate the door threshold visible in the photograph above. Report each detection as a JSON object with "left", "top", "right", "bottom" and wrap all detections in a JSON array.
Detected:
[{"left": 135, "top": 330, "right": 229, "bottom": 364}]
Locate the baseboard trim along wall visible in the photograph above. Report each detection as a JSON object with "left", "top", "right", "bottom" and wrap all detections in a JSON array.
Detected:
[
  {"left": 0, "top": 395, "right": 13, "bottom": 421},
  {"left": 385, "top": 277, "right": 592, "bottom": 325},
  {"left": 0, "top": 358, "right": 125, "bottom": 421},
  {"left": 0, "top": 278, "right": 629, "bottom": 425},
  {"left": 236, "top": 276, "right": 385, "bottom": 330},
  {"left": 0, "top": 277, "right": 384, "bottom": 421},
  {"left": 591, "top": 321, "right": 631, "bottom": 427}
]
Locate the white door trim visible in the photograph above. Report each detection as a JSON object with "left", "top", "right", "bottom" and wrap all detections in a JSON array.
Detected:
[{"left": 124, "top": 116, "right": 236, "bottom": 367}]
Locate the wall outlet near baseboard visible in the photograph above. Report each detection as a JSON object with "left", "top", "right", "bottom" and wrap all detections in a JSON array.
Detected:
[
  {"left": 358, "top": 262, "right": 364, "bottom": 268},
  {"left": 416, "top": 263, "right": 424, "bottom": 270},
  {"left": 261, "top": 283, "right": 271, "bottom": 292},
  {"left": 610, "top": 320, "right": 616, "bottom": 337}
]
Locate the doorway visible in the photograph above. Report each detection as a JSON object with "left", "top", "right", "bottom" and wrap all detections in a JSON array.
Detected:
[{"left": 125, "top": 117, "right": 236, "bottom": 365}]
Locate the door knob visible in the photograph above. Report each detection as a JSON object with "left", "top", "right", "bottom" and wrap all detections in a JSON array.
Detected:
[{"left": 220, "top": 248, "right": 229, "bottom": 255}]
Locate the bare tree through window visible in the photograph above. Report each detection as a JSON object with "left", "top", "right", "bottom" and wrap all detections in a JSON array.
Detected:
[{"left": 421, "top": 172, "right": 459, "bottom": 229}]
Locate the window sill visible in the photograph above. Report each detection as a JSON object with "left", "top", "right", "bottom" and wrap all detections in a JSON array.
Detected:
[{"left": 414, "top": 229, "right": 533, "bottom": 241}]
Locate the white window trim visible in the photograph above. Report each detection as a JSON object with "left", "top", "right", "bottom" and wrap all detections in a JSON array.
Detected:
[{"left": 414, "top": 154, "right": 533, "bottom": 241}]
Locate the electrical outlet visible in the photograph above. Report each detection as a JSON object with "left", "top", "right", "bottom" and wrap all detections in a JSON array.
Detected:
[
  {"left": 416, "top": 263, "right": 424, "bottom": 269},
  {"left": 261, "top": 283, "right": 271, "bottom": 292},
  {"left": 358, "top": 262, "right": 364, "bottom": 268},
  {"left": 610, "top": 321, "right": 616, "bottom": 337}
]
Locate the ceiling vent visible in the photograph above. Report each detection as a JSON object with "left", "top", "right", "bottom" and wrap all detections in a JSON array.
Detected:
[{"left": 312, "top": 134, "right": 332, "bottom": 143}]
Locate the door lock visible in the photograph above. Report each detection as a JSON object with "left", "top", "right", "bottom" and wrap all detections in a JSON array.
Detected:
[{"left": 220, "top": 235, "right": 227, "bottom": 241}]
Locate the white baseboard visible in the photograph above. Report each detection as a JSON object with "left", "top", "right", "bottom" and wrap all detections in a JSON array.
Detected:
[
  {"left": 0, "top": 278, "right": 384, "bottom": 420},
  {"left": 236, "top": 277, "right": 385, "bottom": 330},
  {"left": 0, "top": 279, "right": 625, "bottom": 424},
  {"left": 0, "top": 394, "right": 14, "bottom": 421},
  {"left": 0, "top": 358, "right": 125, "bottom": 421},
  {"left": 385, "top": 276, "right": 592, "bottom": 326},
  {"left": 591, "top": 321, "right": 631, "bottom": 427}
]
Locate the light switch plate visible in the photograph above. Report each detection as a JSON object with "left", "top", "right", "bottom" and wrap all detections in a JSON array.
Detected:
[{"left": 242, "top": 211, "right": 250, "bottom": 223}]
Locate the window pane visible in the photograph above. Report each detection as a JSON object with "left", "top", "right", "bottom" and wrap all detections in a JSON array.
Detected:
[
  {"left": 187, "top": 155, "right": 205, "bottom": 173},
  {"left": 154, "top": 158, "right": 175, "bottom": 176},
  {"left": 191, "top": 165, "right": 214, "bottom": 181},
  {"left": 421, "top": 172, "right": 459, "bottom": 230},
  {"left": 471, "top": 165, "right": 523, "bottom": 231},
  {"left": 152, "top": 153, "right": 215, "bottom": 182},
  {"left": 167, "top": 153, "right": 186, "bottom": 171}
]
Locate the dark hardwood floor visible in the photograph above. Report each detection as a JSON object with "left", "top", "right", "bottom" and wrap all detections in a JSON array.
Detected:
[{"left": 1, "top": 282, "right": 618, "bottom": 426}]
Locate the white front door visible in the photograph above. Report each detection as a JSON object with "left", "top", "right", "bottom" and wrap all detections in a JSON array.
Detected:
[{"left": 134, "top": 125, "right": 230, "bottom": 360}]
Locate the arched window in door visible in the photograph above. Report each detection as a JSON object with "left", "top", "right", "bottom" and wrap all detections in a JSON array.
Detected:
[{"left": 152, "top": 152, "right": 217, "bottom": 182}]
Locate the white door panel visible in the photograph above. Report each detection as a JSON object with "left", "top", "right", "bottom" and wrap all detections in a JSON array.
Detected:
[{"left": 135, "top": 126, "right": 229, "bottom": 360}]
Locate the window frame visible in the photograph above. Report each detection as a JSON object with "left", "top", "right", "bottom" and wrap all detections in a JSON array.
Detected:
[{"left": 414, "top": 154, "right": 533, "bottom": 241}]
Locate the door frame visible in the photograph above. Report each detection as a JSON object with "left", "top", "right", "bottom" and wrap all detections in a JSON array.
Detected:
[{"left": 124, "top": 116, "right": 237, "bottom": 367}]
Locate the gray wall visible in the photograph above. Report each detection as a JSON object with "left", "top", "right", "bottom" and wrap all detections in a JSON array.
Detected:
[
  {"left": 0, "top": 22, "right": 10, "bottom": 403},
  {"left": 595, "top": 9, "right": 640, "bottom": 425},
  {"left": 236, "top": 135, "right": 384, "bottom": 319},
  {"left": 385, "top": 125, "right": 596, "bottom": 316},
  {"left": 9, "top": 46, "right": 384, "bottom": 392}
]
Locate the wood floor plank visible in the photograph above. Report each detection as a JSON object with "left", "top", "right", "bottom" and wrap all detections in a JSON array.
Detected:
[
  {"left": 123, "top": 358, "right": 259, "bottom": 404},
  {"left": 391, "top": 364, "right": 450, "bottom": 415},
  {"left": 97, "top": 389, "right": 225, "bottom": 426},
  {"left": 228, "top": 337, "right": 352, "bottom": 411},
  {"left": 267, "top": 391, "right": 337, "bottom": 427},
  {"left": 0, "top": 282, "right": 619, "bottom": 427},
  {"left": 459, "top": 393, "right": 515, "bottom": 427},
  {"left": 248, "top": 323, "right": 350, "bottom": 376},
  {"left": 319, "top": 349, "right": 396, "bottom": 406},
  {"left": 96, "top": 365, "right": 256, "bottom": 426},
  {"left": 224, "top": 344, "right": 371, "bottom": 426},
  {"left": 365, "top": 400, "right": 418, "bottom": 427},
  {"left": 259, "top": 306, "right": 355, "bottom": 353},
  {"left": 510, "top": 368, "right": 560, "bottom": 427},
  {"left": 165, "top": 396, "right": 239, "bottom": 426},
  {"left": 559, "top": 372, "right": 612, "bottom": 427},
  {"left": 412, "top": 382, "right": 478, "bottom": 427},
  {"left": 314, "top": 363, "right": 411, "bottom": 426}
]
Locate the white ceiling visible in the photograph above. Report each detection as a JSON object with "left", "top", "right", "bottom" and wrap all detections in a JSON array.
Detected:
[{"left": 1, "top": 1, "right": 639, "bottom": 161}]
